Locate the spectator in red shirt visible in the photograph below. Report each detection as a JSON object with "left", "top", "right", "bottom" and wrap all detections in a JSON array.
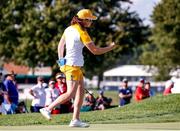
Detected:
[
  {"left": 55, "top": 73, "right": 72, "bottom": 113},
  {"left": 135, "top": 78, "right": 145, "bottom": 102},
  {"left": 144, "top": 81, "right": 151, "bottom": 98},
  {"left": 55, "top": 73, "right": 67, "bottom": 95},
  {"left": 163, "top": 80, "right": 174, "bottom": 96}
]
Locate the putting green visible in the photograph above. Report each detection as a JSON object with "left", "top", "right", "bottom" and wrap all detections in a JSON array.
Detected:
[{"left": 0, "top": 123, "right": 180, "bottom": 131}]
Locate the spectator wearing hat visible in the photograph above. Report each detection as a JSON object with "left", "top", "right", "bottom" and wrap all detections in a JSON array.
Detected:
[
  {"left": 135, "top": 78, "right": 145, "bottom": 102},
  {"left": 45, "top": 79, "right": 60, "bottom": 114},
  {"left": 55, "top": 73, "right": 67, "bottom": 95},
  {"left": 163, "top": 80, "right": 174, "bottom": 96},
  {"left": 118, "top": 78, "right": 132, "bottom": 107},
  {"left": 45, "top": 79, "right": 59, "bottom": 107},
  {"left": 3, "top": 73, "right": 19, "bottom": 114},
  {"left": 80, "top": 91, "right": 96, "bottom": 112},
  {"left": 55, "top": 73, "right": 72, "bottom": 114},
  {"left": 29, "top": 76, "right": 46, "bottom": 112}
]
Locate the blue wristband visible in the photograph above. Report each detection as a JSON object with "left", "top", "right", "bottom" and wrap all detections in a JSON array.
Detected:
[{"left": 57, "top": 58, "right": 66, "bottom": 66}]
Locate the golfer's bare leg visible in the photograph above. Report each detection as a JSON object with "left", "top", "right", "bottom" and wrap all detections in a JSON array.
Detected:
[
  {"left": 73, "top": 79, "right": 85, "bottom": 120},
  {"left": 47, "top": 80, "right": 78, "bottom": 111}
]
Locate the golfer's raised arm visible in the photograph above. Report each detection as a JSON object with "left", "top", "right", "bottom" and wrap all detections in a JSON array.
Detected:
[{"left": 85, "top": 42, "right": 116, "bottom": 55}]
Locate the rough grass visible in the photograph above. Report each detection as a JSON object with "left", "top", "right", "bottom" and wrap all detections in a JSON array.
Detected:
[{"left": 0, "top": 94, "right": 180, "bottom": 126}]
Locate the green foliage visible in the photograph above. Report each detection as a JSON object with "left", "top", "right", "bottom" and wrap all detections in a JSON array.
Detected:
[
  {"left": 0, "top": 94, "right": 180, "bottom": 125},
  {"left": 140, "top": 0, "right": 180, "bottom": 80},
  {"left": 0, "top": 0, "right": 71, "bottom": 68},
  {"left": 0, "top": 0, "right": 149, "bottom": 78}
]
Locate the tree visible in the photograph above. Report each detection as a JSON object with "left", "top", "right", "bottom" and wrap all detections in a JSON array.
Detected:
[
  {"left": 140, "top": 0, "right": 180, "bottom": 80},
  {"left": 0, "top": 0, "right": 72, "bottom": 71}
]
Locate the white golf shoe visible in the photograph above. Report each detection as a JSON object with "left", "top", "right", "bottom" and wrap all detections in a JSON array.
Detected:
[
  {"left": 69, "top": 119, "right": 89, "bottom": 128},
  {"left": 40, "top": 108, "right": 51, "bottom": 120}
]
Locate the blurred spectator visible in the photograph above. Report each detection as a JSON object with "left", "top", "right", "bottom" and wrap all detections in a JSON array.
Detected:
[
  {"left": 163, "top": 80, "right": 174, "bottom": 96},
  {"left": 45, "top": 79, "right": 59, "bottom": 106},
  {"left": 11, "top": 71, "right": 18, "bottom": 88},
  {"left": 171, "top": 77, "right": 180, "bottom": 93},
  {"left": 29, "top": 76, "right": 46, "bottom": 112},
  {"left": 118, "top": 78, "right": 132, "bottom": 107},
  {"left": 55, "top": 73, "right": 72, "bottom": 113},
  {"left": 16, "top": 101, "right": 28, "bottom": 113},
  {"left": 144, "top": 81, "right": 151, "bottom": 98},
  {"left": 3, "top": 73, "right": 19, "bottom": 114},
  {"left": 45, "top": 79, "right": 60, "bottom": 114},
  {"left": 135, "top": 78, "right": 145, "bottom": 102},
  {"left": 0, "top": 72, "right": 6, "bottom": 114},
  {"left": 80, "top": 91, "right": 96, "bottom": 112},
  {"left": 42, "top": 82, "right": 48, "bottom": 89},
  {"left": 0, "top": 73, "right": 5, "bottom": 103},
  {"left": 55, "top": 73, "right": 67, "bottom": 95},
  {"left": 95, "top": 90, "right": 112, "bottom": 110}
]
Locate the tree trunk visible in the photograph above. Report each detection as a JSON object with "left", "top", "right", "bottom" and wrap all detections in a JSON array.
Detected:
[{"left": 97, "top": 73, "right": 103, "bottom": 90}]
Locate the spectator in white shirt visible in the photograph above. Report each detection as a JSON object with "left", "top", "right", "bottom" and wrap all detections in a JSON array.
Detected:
[
  {"left": 45, "top": 79, "right": 59, "bottom": 106},
  {"left": 29, "top": 76, "right": 46, "bottom": 112}
]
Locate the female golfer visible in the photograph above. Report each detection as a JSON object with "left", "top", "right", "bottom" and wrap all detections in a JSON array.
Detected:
[{"left": 40, "top": 9, "right": 116, "bottom": 127}]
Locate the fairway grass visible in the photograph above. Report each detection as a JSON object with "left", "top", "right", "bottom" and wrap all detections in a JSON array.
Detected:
[{"left": 0, "top": 123, "right": 180, "bottom": 131}]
